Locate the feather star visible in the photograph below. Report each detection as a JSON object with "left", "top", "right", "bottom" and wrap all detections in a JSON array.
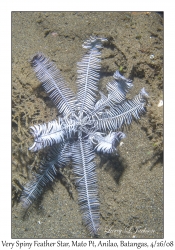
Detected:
[{"left": 20, "top": 36, "right": 148, "bottom": 237}]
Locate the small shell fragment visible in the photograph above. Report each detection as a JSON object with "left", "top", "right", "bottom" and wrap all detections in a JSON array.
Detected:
[
  {"left": 150, "top": 54, "right": 154, "bottom": 60},
  {"left": 157, "top": 100, "right": 163, "bottom": 107}
]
